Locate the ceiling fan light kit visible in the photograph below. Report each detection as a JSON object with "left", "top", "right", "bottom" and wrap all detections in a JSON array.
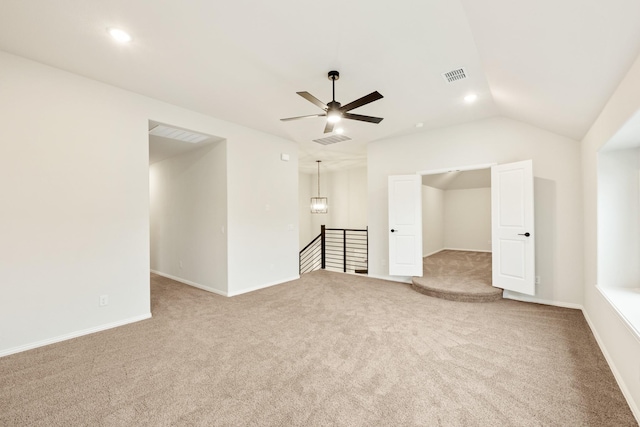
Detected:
[{"left": 281, "top": 70, "right": 384, "bottom": 134}]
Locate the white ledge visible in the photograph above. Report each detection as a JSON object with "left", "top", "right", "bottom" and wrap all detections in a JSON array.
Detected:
[{"left": 597, "top": 285, "right": 640, "bottom": 342}]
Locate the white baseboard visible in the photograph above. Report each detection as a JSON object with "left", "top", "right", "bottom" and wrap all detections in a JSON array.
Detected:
[
  {"left": 151, "top": 270, "right": 227, "bottom": 297},
  {"left": 582, "top": 308, "right": 640, "bottom": 424},
  {"left": 502, "top": 291, "right": 583, "bottom": 310},
  {"left": 444, "top": 247, "right": 492, "bottom": 253},
  {"left": 152, "top": 270, "right": 302, "bottom": 298},
  {"left": 227, "top": 275, "right": 300, "bottom": 297},
  {"left": 0, "top": 313, "right": 152, "bottom": 358},
  {"left": 366, "top": 273, "right": 412, "bottom": 284},
  {"left": 423, "top": 249, "right": 445, "bottom": 258}
]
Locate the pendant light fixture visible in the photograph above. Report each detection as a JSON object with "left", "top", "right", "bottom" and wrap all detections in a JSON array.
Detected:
[{"left": 311, "top": 160, "right": 328, "bottom": 214}]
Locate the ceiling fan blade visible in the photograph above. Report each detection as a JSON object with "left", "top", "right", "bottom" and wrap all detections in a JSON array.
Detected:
[
  {"left": 280, "top": 113, "right": 326, "bottom": 122},
  {"left": 339, "top": 91, "right": 383, "bottom": 112},
  {"left": 324, "top": 121, "right": 335, "bottom": 133},
  {"left": 297, "top": 92, "right": 327, "bottom": 110},
  {"left": 343, "top": 112, "right": 384, "bottom": 124}
]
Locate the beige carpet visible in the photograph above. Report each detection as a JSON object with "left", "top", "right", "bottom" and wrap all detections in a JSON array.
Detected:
[
  {"left": 413, "top": 250, "right": 503, "bottom": 302},
  {"left": 0, "top": 271, "right": 636, "bottom": 426}
]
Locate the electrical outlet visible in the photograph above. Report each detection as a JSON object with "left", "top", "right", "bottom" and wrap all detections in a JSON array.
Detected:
[
  {"left": 535, "top": 276, "right": 541, "bottom": 285},
  {"left": 179, "top": 260, "right": 183, "bottom": 269},
  {"left": 99, "top": 295, "right": 109, "bottom": 307}
]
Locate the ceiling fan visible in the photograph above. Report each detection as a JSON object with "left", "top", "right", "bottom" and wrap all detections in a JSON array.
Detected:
[{"left": 280, "top": 70, "right": 384, "bottom": 133}]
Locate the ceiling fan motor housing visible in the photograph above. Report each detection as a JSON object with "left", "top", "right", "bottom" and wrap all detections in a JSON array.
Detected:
[{"left": 327, "top": 100, "right": 341, "bottom": 110}]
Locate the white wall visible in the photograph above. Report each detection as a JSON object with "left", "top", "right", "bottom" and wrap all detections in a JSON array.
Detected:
[
  {"left": 0, "top": 51, "right": 299, "bottom": 356},
  {"left": 328, "top": 167, "right": 368, "bottom": 229},
  {"left": 422, "top": 186, "right": 444, "bottom": 256},
  {"left": 298, "top": 172, "right": 313, "bottom": 249},
  {"left": 302, "top": 166, "right": 368, "bottom": 248},
  {"left": 597, "top": 147, "right": 640, "bottom": 288},
  {"left": 444, "top": 188, "right": 491, "bottom": 252},
  {"left": 368, "top": 116, "right": 583, "bottom": 305},
  {"left": 150, "top": 142, "right": 228, "bottom": 294},
  {"left": 581, "top": 52, "right": 640, "bottom": 418},
  {"left": 226, "top": 137, "right": 299, "bottom": 296}
]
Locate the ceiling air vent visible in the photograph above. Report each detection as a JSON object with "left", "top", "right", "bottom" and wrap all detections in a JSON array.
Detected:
[
  {"left": 149, "top": 124, "right": 209, "bottom": 143},
  {"left": 313, "top": 135, "right": 352, "bottom": 145},
  {"left": 441, "top": 67, "right": 468, "bottom": 83}
]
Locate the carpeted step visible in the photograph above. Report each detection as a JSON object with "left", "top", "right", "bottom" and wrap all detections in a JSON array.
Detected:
[
  {"left": 411, "top": 250, "right": 503, "bottom": 302},
  {"left": 411, "top": 275, "right": 503, "bottom": 302}
]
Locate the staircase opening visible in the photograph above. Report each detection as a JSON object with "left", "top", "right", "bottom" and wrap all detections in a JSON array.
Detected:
[{"left": 299, "top": 225, "right": 368, "bottom": 275}]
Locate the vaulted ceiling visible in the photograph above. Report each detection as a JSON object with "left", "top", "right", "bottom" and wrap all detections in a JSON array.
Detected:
[{"left": 1, "top": 0, "right": 639, "bottom": 172}]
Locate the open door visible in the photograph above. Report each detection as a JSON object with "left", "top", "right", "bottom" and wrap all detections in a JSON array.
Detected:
[
  {"left": 491, "top": 160, "right": 535, "bottom": 295},
  {"left": 388, "top": 175, "right": 423, "bottom": 276}
]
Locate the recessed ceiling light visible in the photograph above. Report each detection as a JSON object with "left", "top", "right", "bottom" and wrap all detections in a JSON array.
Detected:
[
  {"left": 464, "top": 93, "right": 478, "bottom": 103},
  {"left": 108, "top": 28, "right": 132, "bottom": 43},
  {"left": 415, "top": 123, "right": 424, "bottom": 128},
  {"left": 335, "top": 128, "right": 344, "bottom": 134}
]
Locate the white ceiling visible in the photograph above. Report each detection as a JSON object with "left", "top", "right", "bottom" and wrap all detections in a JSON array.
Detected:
[{"left": 1, "top": 0, "right": 639, "bottom": 173}]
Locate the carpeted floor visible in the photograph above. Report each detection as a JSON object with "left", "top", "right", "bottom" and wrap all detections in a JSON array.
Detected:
[
  {"left": 0, "top": 271, "right": 637, "bottom": 426},
  {"left": 412, "top": 250, "right": 503, "bottom": 302}
]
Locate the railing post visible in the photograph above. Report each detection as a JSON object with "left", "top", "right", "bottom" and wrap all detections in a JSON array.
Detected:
[
  {"left": 321, "top": 225, "right": 326, "bottom": 269},
  {"left": 366, "top": 226, "right": 369, "bottom": 273},
  {"left": 343, "top": 229, "right": 347, "bottom": 272}
]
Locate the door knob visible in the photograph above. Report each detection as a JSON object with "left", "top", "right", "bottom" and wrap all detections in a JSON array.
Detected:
[
  {"left": 390, "top": 229, "right": 397, "bottom": 233},
  {"left": 518, "top": 232, "right": 531, "bottom": 237}
]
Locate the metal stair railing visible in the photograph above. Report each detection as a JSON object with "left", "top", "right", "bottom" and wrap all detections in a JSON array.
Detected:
[{"left": 299, "top": 225, "right": 368, "bottom": 275}]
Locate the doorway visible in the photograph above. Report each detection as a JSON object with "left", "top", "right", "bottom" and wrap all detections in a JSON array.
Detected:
[
  {"left": 389, "top": 161, "right": 536, "bottom": 299},
  {"left": 421, "top": 167, "right": 492, "bottom": 256},
  {"left": 148, "top": 120, "right": 227, "bottom": 296},
  {"left": 415, "top": 165, "right": 495, "bottom": 300}
]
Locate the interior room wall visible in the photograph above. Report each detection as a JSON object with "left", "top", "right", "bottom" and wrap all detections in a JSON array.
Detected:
[
  {"left": 581, "top": 52, "right": 640, "bottom": 418},
  {"left": 368, "top": 116, "right": 583, "bottom": 307},
  {"left": 329, "top": 167, "right": 368, "bottom": 229},
  {"left": 149, "top": 142, "right": 228, "bottom": 294},
  {"left": 422, "top": 185, "right": 444, "bottom": 256},
  {"left": 0, "top": 51, "right": 298, "bottom": 356},
  {"left": 226, "top": 137, "right": 299, "bottom": 296},
  {"left": 597, "top": 147, "right": 640, "bottom": 288},
  {"left": 302, "top": 166, "right": 368, "bottom": 247},
  {"left": 298, "top": 172, "right": 312, "bottom": 249},
  {"left": 443, "top": 188, "right": 491, "bottom": 251}
]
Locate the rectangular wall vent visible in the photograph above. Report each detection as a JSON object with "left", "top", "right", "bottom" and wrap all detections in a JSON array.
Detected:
[
  {"left": 441, "top": 67, "right": 468, "bottom": 83},
  {"left": 313, "top": 135, "right": 352, "bottom": 145},
  {"left": 149, "top": 125, "right": 209, "bottom": 143}
]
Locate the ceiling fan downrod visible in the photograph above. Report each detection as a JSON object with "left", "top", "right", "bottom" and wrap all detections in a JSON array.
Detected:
[{"left": 328, "top": 70, "right": 339, "bottom": 103}]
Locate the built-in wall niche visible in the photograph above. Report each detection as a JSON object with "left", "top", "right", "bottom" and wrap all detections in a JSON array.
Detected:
[
  {"left": 421, "top": 168, "right": 492, "bottom": 256},
  {"left": 596, "top": 110, "right": 640, "bottom": 337}
]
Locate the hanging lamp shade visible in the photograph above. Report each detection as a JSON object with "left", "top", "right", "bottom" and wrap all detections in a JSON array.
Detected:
[{"left": 311, "top": 160, "right": 328, "bottom": 214}]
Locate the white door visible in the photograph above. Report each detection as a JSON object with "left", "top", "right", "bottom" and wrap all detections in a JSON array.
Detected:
[
  {"left": 388, "top": 175, "right": 423, "bottom": 276},
  {"left": 491, "top": 160, "right": 535, "bottom": 295}
]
